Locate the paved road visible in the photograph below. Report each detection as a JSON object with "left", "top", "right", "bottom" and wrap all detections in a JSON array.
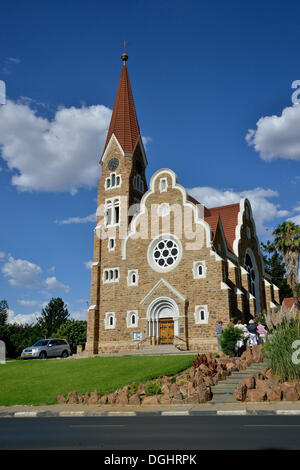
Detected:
[{"left": 0, "top": 415, "right": 300, "bottom": 450}]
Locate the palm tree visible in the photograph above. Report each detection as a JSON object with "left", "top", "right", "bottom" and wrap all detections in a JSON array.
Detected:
[{"left": 273, "top": 221, "right": 300, "bottom": 311}]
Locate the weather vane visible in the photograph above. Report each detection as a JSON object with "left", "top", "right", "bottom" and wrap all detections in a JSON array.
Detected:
[{"left": 121, "top": 41, "right": 128, "bottom": 62}]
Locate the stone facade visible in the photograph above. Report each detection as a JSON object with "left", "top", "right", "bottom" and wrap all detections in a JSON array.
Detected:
[{"left": 85, "top": 60, "right": 280, "bottom": 355}]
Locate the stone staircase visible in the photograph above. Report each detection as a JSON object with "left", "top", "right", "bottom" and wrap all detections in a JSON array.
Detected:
[
  {"left": 137, "top": 344, "right": 183, "bottom": 355},
  {"left": 210, "top": 362, "right": 267, "bottom": 403}
]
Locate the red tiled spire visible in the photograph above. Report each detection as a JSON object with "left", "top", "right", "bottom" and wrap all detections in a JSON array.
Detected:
[{"left": 103, "top": 56, "right": 141, "bottom": 156}]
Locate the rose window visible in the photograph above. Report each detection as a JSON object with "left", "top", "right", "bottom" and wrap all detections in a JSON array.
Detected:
[{"left": 152, "top": 238, "right": 179, "bottom": 268}]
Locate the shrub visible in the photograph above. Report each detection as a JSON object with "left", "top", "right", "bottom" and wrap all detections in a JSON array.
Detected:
[
  {"left": 266, "top": 318, "right": 300, "bottom": 381},
  {"left": 220, "top": 325, "right": 243, "bottom": 356},
  {"left": 55, "top": 320, "right": 87, "bottom": 354},
  {"left": 128, "top": 382, "right": 139, "bottom": 398},
  {"left": 144, "top": 379, "right": 162, "bottom": 396}
]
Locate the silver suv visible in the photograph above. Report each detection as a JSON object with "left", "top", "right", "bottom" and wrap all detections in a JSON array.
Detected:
[{"left": 21, "top": 338, "right": 71, "bottom": 360}]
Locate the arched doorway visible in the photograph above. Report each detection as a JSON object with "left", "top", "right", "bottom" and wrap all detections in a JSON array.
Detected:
[
  {"left": 147, "top": 297, "right": 179, "bottom": 345},
  {"left": 244, "top": 249, "right": 261, "bottom": 313}
]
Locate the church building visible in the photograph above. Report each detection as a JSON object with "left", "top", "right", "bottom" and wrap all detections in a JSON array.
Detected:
[{"left": 85, "top": 53, "right": 280, "bottom": 354}]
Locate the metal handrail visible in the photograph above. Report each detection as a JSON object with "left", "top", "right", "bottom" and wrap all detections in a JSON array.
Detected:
[{"left": 137, "top": 336, "right": 151, "bottom": 350}]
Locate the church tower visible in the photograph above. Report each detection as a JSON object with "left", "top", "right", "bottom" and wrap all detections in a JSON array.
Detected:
[{"left": 85, "top": 53, "right": 147, "bottom": 354}]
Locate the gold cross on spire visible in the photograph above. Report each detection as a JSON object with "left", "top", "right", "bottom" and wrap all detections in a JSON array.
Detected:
[{"left": 121, "top": 41, "right": 129, "bottom": 63}]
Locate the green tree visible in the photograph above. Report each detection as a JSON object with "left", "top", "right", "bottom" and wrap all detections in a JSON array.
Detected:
[
  {"left": 0, "top": 300, "right": 9, "bottom": 326},
  {"left": 0, "top": 322, "right": 42, "bottom": 358},
  {"left": 261, "top": 241, "right": 293, "bottom": 302},
  {"left": 55, "top": 319, "right": 87, "bottom": 354},
  {"left": 273, "top": 221, "right": 300, "bottom": 310},
  {"left": 37, "top": 298, "right": 69, "bottom": 338},
  {"left": 220, "top": 325, "right": 243, "bottom": 356}
]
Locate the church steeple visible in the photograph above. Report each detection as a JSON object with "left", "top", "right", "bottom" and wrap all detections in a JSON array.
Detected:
[{"left": 102, "top": 53, "right": 144, "bottom": 160}]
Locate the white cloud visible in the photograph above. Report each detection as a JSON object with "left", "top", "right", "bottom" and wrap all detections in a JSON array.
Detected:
[
  {"left": 289, "top": 214, "right": 300, "bottom": 225},
  {"left": 2, "top": 57, "right": 21, "bottom": 74},
  {"left": 246, "top": 104, "right": 300, "bottom": 161},
  {"left": 0, "top": 99, "right": 111, "bottom": 194},
  {"left": 44, "top": 276, "right": 70, "bottom": 293},
  {"left": 142, "top": 135, "right": 152, "bottom": 149},
  {"left": 17, "top": 299, "right": 41, "bottom": 307},
  {"left": 0, "top": 251, "right": 5, "bottom": 259},
  {"left": 55, "top": 212, "right": 97, "bottom": 225},
  {"left": 7, "top": 309, "right": 39, "bottom": 325},
  {"left": 2, "top": 256, "right": 42, "bottom": 288},
  {"left": 84, "top": 260, "right": 93, "bottom": 270},
  {"left": 188, "top": 186, "right": 290, "bottom": 234},
  {"left": 69, "top": 308, "right": 88, "bottom": 321}
]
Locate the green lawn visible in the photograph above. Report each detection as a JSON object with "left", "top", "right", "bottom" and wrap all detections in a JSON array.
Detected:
[{"left": 0, "top": 355, "right": 195, "bottom": 406}]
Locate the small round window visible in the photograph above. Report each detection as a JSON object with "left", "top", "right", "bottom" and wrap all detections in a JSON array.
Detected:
[{"left": 149, "top": 236, "right": 181, "bottom": 271}]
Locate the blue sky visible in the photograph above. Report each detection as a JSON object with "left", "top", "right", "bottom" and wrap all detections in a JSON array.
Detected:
[{"left": 1, "top": 0, "right": 300, "bottom": 323}]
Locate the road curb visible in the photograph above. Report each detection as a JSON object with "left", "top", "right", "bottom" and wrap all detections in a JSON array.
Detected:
[{"left": 1, "top": 409, "right": 300, "bottom": 418}]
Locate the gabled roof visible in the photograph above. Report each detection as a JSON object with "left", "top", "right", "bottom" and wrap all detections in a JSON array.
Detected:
[
  {"left": 187, "top": 195, "right": 240, "bottom": 254},
  {"left": 205, "top": 203, "right": 240, "bottom": 253},
  {"left": 102, "top": 61, "right": 141, "bottom": 156},
  {"left": 282, "top": 297, "right": 300, "bottom": 310}
]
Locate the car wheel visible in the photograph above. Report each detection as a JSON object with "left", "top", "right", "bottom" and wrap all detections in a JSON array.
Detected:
[
  {"left": 39, "top": 351, "right": 47, "bottom": 359},
  {"left": 61, "top": 350, "right": 69, "bottom": 358}
]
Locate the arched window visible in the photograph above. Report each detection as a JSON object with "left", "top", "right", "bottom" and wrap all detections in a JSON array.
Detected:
[
  {"left": 245, "top": 253, "right": 255, "bottom": 297},
  {"left": 133, "top": 174, "right": 144, "bottom": 193},
  {"left": 103, "top": 267, "right": 120, "bottom": 283},
  {"left": 194, "top": 305, "right": 209, "bottom": 324},
  {"left": 105, "top": 198, "right": 120, "bottom": 226},
  {"left": 127, "top": 311, "right": 139, "bottom": 328},
  {"left": 127, "top": 270, "right": 138, "bottom": 286},
  {"left": 244, "top": 249, "right": 261, "bottom": 313},
  {"left": 105, "top": 312, "right": 116, "bottom": 329},
  {"left": 105, "top": 173, "right": 121, "bottom": 190},
  {"left": 193, "top": 261, "right": 206, "bottom": 279}
]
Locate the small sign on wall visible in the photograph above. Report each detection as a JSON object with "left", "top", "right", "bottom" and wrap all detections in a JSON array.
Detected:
[{"left": 132, "top": 332, "right": 142, "bottom": 341}]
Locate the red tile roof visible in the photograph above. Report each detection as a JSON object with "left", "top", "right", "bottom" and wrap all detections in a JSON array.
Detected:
[
  {"left": 282, "top": 297, "right": 300, "bottom": 310},
  {"left": 188, "top": 195, "right": 240, "bottom": 253},
  {"left": 103, "top": 63, "right": 141, "bottom": 156}
]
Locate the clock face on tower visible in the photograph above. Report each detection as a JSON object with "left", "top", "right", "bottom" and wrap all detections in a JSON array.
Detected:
[{"left": 107, "top": 157, "right": 119, "bottom": 171}]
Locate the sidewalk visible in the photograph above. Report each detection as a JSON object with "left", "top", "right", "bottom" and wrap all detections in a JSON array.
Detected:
[{"left": 1, "top": 401, "right": 300, "bottom": 417}]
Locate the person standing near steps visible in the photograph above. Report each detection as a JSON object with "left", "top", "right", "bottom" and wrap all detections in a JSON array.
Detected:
[{"left": 216, "top": 321, "right": 223, "bottom": 351}]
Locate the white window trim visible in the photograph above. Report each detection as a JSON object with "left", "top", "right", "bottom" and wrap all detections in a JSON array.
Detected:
[
  {"left": 103, "top": 267, "right": 120, "bottom": 284},
  {"left": 194, "top": 305, "right": 209, "bottom": 324},
  {"left": 133, "top": 174, "right": 144, "bottom": 193},
  {"left": 147, "top": 233, "right": 183, "bottom": 273},
  {"left": 193, "top": 261, "right": 207, "bottom": 279},
  {"left": 104, "top": 197, "right": 120, "bottom": 227},
  {"left": 105, "top": 312, "right": 116, "bottom": 329},
  {"left": 159, "top": 177, "right": 168, "bottom": 193},
  {"left": 127, "top": 269, "right": 139, "bottom": 286},
  {"left": 105, "top": 172, "right": 122, "bottom": 191},
  {"left": 108, "top": 237, "right": 116, "bottom": 252},
  {"left": 126, "top": 310, "right": 139, "bottom": 328},
  {"left": 157, "top": 203, "right": 170, "bottom": 217}
]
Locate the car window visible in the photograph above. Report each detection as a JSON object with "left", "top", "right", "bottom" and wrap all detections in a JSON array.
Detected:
[{"left": 33, "top": 340, "right": 49, "bottom": 347}]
